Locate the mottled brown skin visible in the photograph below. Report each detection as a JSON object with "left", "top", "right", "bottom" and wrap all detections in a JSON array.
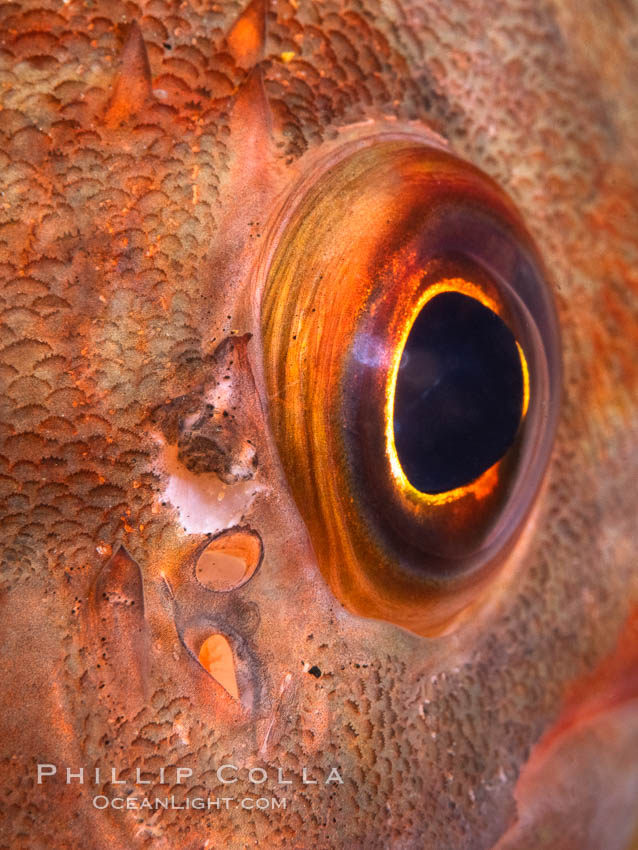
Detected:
[{"left": 0, "top": 1, "right": 637, "bottom": 849}]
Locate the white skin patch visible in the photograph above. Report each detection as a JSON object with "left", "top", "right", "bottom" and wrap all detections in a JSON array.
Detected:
[{"left": 155, "top": 440, "right": 261, "bottom": 535}]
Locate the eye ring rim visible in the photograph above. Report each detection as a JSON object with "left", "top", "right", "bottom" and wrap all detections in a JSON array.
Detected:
[{"left": 261, "top": 136, "right": 562, "bottom": 636}]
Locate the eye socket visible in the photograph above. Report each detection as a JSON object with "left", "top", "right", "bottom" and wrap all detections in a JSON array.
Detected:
[{"left": 262, "top": 139, "right": 561, "bottom": 636}]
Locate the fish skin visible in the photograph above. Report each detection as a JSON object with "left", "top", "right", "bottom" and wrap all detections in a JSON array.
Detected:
[{"left": 0, "top": 2, "right": 637, "bottom": 849}]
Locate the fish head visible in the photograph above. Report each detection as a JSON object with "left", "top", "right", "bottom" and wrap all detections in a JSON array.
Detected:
[{"left": 1, "top": 1, "right": 637, "bottom": 848}]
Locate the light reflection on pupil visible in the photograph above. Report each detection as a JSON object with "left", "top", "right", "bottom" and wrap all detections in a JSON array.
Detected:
[{"left": 393, "top": 291, "right": 524, "bottom": 494}]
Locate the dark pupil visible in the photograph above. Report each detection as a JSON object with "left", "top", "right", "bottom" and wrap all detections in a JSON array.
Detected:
[{"left": 393, "top": 291, "right": 524, "bottom": 494}]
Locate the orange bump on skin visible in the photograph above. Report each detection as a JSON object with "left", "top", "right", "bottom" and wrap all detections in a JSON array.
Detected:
[
  {"left": 230, "top": 66, "right": 273, "bottom": 149},
  {"left": 196, "top": 527, "right": 263, "bottom": 591},
  {"left": 224, "top": 66, "right": 278, "bottom": 208},
  {"left": 104, "top": 21, "right": 153, "bottom": 127},
  {"left": 227, "top": 0, "right": 268, "bottom": 69},
  {"left": 198, "top": 634, "right": 240, "bottom": 700}
]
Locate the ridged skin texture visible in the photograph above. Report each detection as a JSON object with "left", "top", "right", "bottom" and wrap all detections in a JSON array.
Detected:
[{"left": 0, "top": 1, "right": 637, "bottom": 849}]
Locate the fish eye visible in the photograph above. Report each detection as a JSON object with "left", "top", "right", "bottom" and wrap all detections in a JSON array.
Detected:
[{"left": 262, "top": 139, "right": 561, "bottom": 636}]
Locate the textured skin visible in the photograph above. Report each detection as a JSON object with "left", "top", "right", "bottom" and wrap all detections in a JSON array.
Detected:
[{"left": 0, "top": 1, "right": 637, "bottom": 849}]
